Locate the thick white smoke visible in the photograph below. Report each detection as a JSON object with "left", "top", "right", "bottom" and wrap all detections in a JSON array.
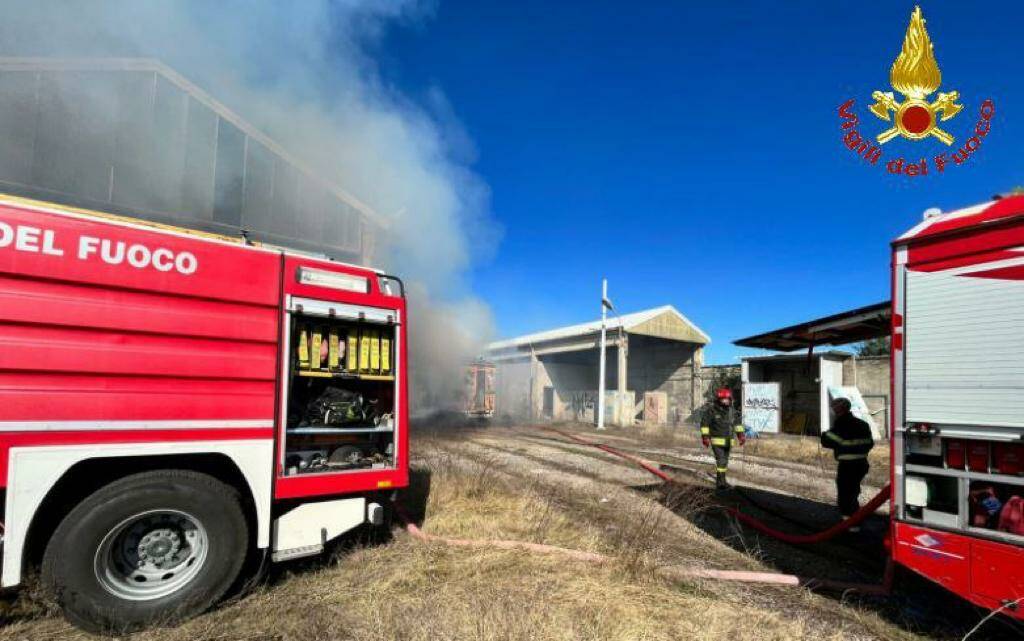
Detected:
[{"left": 0, "top": 0, "right": 499, "bottom": 411}]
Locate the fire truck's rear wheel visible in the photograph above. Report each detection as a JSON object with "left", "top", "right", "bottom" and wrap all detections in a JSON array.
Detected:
[
  {"left": 94, "top": 509, "right": 209, "bottom": 600},
  {"left": 41, "top": 470, "right": 249, "bottom": 633}
]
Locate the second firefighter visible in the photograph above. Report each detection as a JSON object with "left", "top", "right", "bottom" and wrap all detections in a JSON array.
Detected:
[
  {"left": 820, "top": 397, "right": 875, "bottom": 531},
  {"left": 701, "top": 388, "right": 746, "bottom": 490}
]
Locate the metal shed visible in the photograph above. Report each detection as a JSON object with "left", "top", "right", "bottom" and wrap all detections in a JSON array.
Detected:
[{"left": 735, "top": 303, "right": 892, "bottom": 437}]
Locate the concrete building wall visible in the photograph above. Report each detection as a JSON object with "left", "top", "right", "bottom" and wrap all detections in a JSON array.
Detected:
[
  {"left": 843, "top": 355, "right": 890, "bottom": 432},
  {"left": 626, "top": 336, "right": 702, "bottom": 425},
  {"left": 538, "top": 352, "right": 637, "bottom": 423},
  {"left": 542, "top": 359, "right": 593, "bottom": 392},
  {"left": 539, "top": 358, "right": 591, "bottom": 421},
  {"left": 699, "top": 364, "right": 741, "bottom": 402}
]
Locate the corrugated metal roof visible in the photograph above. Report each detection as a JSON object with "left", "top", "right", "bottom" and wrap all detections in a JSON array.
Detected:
[
  {"left": 486, "top": 305, "right": 710, "bottom": 351},
  {"left": 741, "top": 350, "right": 852, "bottom": 362},
  {"left": 733, "top": 301, "right": 890, "bottom": 351}
]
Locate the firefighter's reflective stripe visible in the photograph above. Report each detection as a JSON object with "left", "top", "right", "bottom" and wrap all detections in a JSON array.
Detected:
[
  {"left": 700, "top": 426, "right": 710, "bottom": 435},
  {"left": 734, "top": 425, "right": 744, "bottom": 433},
  {"left": 837, "top": 453, "right": 869, "bottom": 461},
  {"left": 716, "top": 466, "right": 729, "bottom": 473},
  {"left": 711, "top": 437, "right": 730, "bottom": 446},
  {"left": 824, "top": 432, "right": 873, "bottom": 447}
]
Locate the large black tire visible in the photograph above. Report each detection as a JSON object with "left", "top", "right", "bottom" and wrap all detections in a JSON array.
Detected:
[{"left": 41, "top": 469, "right": 249, "bottom": 633}]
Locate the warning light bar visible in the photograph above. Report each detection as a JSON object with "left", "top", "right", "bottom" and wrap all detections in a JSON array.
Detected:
[{"left": 296, "top": 267, "right": 369, "bottom": 293}]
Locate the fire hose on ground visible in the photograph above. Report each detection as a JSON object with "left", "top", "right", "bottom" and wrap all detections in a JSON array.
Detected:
[
  {"left": 547, "top": 427, "right": 893, "bottom": 544},
  {"left": 396, "top": 427, "right": 894, "bottom": 595},
  {"left": 400, "top": 511, "right": 848, "bottom": 588},
  {"left": 546, "top": 428, "right": 894, "bottom": 591}
]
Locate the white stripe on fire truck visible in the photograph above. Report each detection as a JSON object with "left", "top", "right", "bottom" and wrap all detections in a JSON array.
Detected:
[
  {"left": 0, "top": 419, "right": 275, "bottom": 432},
  {"left": 897, "top": 541, "right": 964, "bottom": 560},
  {"left": 936, "top": 253, "right": 1024, "bottom": 277}
]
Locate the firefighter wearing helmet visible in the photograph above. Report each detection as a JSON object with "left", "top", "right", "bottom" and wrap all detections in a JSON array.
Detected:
[{"left": 700, "top": 388, "right": 746, "bottom": 490}]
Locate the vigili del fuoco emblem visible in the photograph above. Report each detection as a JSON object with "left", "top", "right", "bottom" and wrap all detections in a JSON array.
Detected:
[
  {"left": 869, "top": 6, "right": 961, "bottom": 145},
  {"left": 837, "top": 5, "right": 995, "bottom": 177}
]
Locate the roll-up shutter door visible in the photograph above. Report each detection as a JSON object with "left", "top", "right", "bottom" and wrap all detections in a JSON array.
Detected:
[{"left": 906, "top": 268, "right": 1024, "bottom": 427}]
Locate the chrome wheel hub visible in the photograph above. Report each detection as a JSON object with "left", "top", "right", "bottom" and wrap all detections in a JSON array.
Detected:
[{"left": 94, "top": 509, "right": 209, "bottom": 601}]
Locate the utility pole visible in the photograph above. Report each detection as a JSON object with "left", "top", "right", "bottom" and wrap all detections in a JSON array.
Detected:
[{"left": 597, "top": 279, "right": 613, "bottom": 430}]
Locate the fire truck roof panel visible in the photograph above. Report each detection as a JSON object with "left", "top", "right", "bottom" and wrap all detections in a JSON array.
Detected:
[{"left": 897, "top": 195, "right": 1024, "bottom": 244}]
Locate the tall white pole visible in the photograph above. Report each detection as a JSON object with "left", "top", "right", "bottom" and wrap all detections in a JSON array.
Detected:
[{"left": 597, "top": 278, "right": 607, "bottom": 430}]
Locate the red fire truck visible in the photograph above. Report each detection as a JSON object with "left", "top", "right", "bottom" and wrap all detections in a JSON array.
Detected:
[
  {"left": 891, "top": 195, "right": 1024, "bottom": 618},
  {"left": 0, "top": 196, "right": 408, "bottom": 630}
]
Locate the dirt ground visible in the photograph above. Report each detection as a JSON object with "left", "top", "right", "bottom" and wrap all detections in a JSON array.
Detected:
[{"left": 0, "top": 422, "right": 1021, "bottom": 641}]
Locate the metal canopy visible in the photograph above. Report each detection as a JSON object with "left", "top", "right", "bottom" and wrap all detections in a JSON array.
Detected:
[{"left": 733, "top": 301, "right": 890, "bottom": 352}]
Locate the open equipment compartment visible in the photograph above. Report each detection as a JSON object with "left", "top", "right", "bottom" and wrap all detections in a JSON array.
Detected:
[
  {"left": 903, "top": 431, "right": 1024, "bottom": 545},
  {"left": 283, "top": 297, "right": 398, "bottom": 476}
]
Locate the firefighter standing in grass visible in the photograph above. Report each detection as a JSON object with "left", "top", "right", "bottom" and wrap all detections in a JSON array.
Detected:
[
  {"left": 821, "top": 397, "right": 874, "bottom": 531},
  {"left": 701, "top": 388, "right": 745, "bottom": 490}
]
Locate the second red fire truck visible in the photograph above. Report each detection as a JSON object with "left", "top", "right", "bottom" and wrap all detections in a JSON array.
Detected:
[
  {"left": 891, "top": 195, "right": 1024, "bottom": 618},
  {"left": 0, "top": 195, "right": 408, "bottom": 631}
]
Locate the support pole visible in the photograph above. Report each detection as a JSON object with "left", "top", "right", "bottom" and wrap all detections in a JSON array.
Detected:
[
  {"left": 616, "top": 332, "right": 627, "bottom": 395},
  {"left": 597, "top": 279, "right": 608, "bottom": 430}
]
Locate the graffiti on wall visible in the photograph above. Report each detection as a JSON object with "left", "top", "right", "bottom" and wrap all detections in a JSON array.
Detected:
[
  {"left": 570, "top": 391, "right": 596, "bottom": 420},
  {"left": 742, "top": 382, "right": 780, "bottom": 434}
]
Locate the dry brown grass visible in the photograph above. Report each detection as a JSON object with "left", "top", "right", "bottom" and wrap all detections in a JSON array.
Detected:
[
  {"left": 0, "top": 432, "right": 919, "bottom": 641},
  {"left": 743, "top": 435, "right": 889, "bottom": 470},
  {"left": 414, "top": 445, "right": 607, "bottom": 553},
  {"left": 5, "top": 546, "right": 848, "bottom": 641}
]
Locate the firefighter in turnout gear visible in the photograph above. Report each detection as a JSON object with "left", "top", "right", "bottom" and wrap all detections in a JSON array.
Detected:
[
  {"left": 821, "top": 397, "right": 875, "bottom": 530},
  {"left": 701, "top": 388, "right": 745, "bottom": 490}
]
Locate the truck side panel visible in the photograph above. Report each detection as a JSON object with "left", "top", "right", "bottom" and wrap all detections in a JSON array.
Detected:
[
  {"left": 0, "top": 200, "right": 282, "bottom": 584},
  {"left": 0, "top": 201, "right": 282, "bottom": 444},
  {"left": 0, "top": 201, "right": 280, "bottom": 305},
  {"left": 894, "top": 521, "right": 1024, "bottom": 615}
]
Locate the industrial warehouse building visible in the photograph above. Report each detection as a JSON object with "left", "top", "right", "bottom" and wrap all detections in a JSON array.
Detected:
[
  {"left": 485, "top": 306, "right": 710, "bottom": 427},
  {"left": 0, "top": 58, "right": 382, "bottom": 264}
]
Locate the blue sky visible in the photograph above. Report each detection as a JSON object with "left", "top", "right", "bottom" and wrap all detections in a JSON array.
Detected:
[{"left": 376, "top": 1, "right": 1022, "bottom": 364}]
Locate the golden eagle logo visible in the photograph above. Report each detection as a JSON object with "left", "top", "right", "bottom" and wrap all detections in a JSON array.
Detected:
[{"left": 869, "top": 6, "right": 962, "bottom": 145}]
